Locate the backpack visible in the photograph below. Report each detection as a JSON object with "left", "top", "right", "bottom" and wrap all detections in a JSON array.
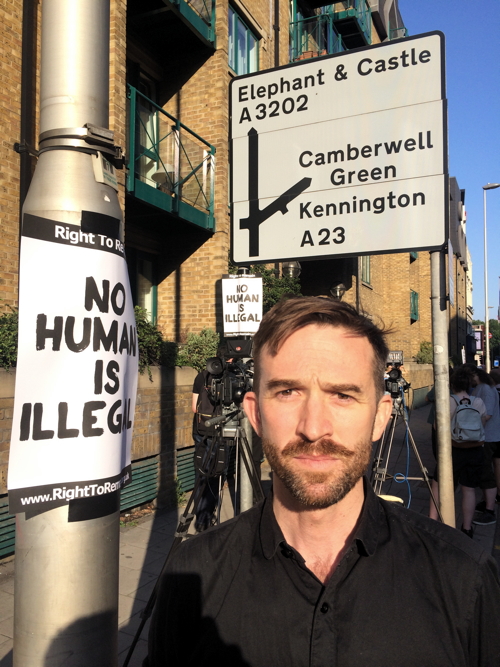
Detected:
[{"left": 450, "top": 395, "right": 485, "bottom": 446}]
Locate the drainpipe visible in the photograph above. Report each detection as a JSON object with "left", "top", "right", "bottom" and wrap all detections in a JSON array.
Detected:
[
  {"left": 274, "top": 0, "right": 281, "bottom": 67},
  {"left": 17, "top": 0, "right": 38, "bottom": 228}
]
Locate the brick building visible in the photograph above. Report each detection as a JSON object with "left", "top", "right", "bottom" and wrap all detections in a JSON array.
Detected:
[{"left": 0, "top": 0, "right": 473, "bottom": 532}]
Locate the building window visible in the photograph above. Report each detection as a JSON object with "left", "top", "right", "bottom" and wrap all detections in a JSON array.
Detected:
[
  {"left": 127, "top": 248, "right": 158, "bottom": 324},
  {"left": 361, "top": 256, "right": 371, "bottom": 284},
  {"left": 410, "top": 290, "right": 419, "bottom": 322},
  {"left": 228, "top": 6, "right": 258, "bottom": 74}
]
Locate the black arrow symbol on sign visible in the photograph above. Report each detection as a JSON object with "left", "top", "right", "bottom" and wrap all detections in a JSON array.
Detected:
[{"left": 239, "top": 127, "right": 311, "bottom": 258}]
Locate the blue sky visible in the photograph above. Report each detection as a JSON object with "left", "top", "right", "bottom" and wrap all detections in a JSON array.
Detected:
[{"left": 399, "top": 0, "right": 500, "bottom": 322}]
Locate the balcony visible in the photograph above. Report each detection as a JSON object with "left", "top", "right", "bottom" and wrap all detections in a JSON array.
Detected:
[
  {"left": 389, "top": 25, "right": 408, "bottom": 40},
  {"left": 290, "top": 13, "right": 345, "bottom": 61},
  {"left": 128, "top": 0, "right": 215, "bottom": 47},
  {"left": 331, "top": 0, "right": 371, "bottom": 49},
  {"left": 127, "top": 0, "right": 215, "bottom": 97},
  {"left": 292, "top": 1, "right": 370, "bottom": 49},
  {"left": 127, "top": 85, "right": 215, "bottom": 232}
]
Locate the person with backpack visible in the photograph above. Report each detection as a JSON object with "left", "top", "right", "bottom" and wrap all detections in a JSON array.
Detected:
[
  {"left": 489, "top": 369, "right": 500, "bottom": 503},
  {"left": 466, "top": 365, "right": 500, "bottom": 526},
  {"left": 429, "top": 367, "right": 487, "bottom": 538}
]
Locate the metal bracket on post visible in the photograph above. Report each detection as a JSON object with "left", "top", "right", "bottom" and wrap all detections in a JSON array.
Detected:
[{"left": 38, "top": 125, "right": 124, "bottom": 168}]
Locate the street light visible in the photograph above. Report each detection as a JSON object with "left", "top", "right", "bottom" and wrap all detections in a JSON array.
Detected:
[
  {"left": 482, "top": 183, "right": 500, "bottom": 372},
  {"left": 282, "top": 261, "right": 301, "bottom": 278},
  {"left": 329, "top": 281, "right": 346, "bottom": 300}
]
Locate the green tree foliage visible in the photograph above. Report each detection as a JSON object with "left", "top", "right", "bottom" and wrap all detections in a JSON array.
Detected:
[
  {"left": 228, "top": 257, "right": 301, "bottom": 313},
  {"left": 415, "top": 340, "right": 433, "bottom": 364},
  {"left": 255, "top": 264, "right": 302, "bottom": 312},
  {"left": 489, "top": 319, "right": 500, "bottom": 361},
  {"left": 176, "top": 328, "right": 220, "bottom": 372},
  {"left": 0, "top": 307, "right": 18, "bottom": 371},
  {"left": 135, "top": 306, "right": 164, "bottom": 379}
]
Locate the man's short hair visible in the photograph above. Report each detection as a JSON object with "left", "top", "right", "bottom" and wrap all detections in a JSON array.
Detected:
[{"left": 252, "top": 296, "right": 389, "bottom": 398}]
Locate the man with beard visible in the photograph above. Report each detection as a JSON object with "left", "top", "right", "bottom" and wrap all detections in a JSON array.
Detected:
[{"left": 145, "top": 297, "right": 500, "bottom": 667}]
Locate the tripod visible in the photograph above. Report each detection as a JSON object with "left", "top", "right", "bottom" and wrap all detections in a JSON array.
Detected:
[
  {"left": 122, "top": 408, "right": 264, "bottom": 667},
  {"left": 370, "top": 391, "right": 443, "bottom": 522}
]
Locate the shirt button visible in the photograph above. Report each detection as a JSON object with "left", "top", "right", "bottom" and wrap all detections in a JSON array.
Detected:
[{"left": 320, "top": 603, "right": 329, "bottom": 613}]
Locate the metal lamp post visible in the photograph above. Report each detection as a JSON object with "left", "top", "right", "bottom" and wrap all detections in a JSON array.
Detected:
[
  {"left": 483, "top": 183, "right": 500, "bottom": 372},
  {"left": 11, "top": 2, "right": 136, "bottom": 665}
]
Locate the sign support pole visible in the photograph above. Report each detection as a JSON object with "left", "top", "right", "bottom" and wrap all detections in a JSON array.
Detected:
[{"left": 430, "top": 250, "right": 455, "bottom": 527}]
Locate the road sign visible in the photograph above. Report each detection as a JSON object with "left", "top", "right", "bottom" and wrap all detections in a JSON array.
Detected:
[{"left": 230, "top": 32, "right": 448, "bottom": 264}]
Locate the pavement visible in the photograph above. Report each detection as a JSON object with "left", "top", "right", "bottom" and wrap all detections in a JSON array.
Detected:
[{"left": 0, "top": 402, "right": 499, "bottom": 666}]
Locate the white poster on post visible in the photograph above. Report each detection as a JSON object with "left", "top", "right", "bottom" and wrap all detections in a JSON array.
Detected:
[
  {"left": 222, "top": 276, "right": 263, "bottom": 336},
  {"left": 8, "top": 212, "right": 138, "bottom": 514}
]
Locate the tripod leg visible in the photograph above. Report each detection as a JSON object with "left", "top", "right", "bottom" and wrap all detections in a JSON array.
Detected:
[
  {"left": 372, "top": 411, "right": 398, "bottom": 496},
  {"left": 406, "top": 427, "right": 444, "bottom": 523},
  {"left": 237, "top": 428, "right": 265, "bottom": 503}
]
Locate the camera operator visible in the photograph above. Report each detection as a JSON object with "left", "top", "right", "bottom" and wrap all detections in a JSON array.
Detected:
[{"left": 191, "top": 349, "right": 228, "bottom": 532}]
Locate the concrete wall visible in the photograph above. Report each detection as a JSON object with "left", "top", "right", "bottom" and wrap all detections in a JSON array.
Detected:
[
  {"left": 404, "top": 362, "right": 433, "bottom": 409},
  {"left": 0, "top": 370, "right": 15, "bottom": 494}
]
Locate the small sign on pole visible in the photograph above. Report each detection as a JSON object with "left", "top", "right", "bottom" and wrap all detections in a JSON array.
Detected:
[{"left": 222, "top": 275, "right": 263, "bottom": 336}]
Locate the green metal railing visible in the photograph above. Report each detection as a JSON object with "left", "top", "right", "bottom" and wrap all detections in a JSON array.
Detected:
[
  {"left": 182, "top": 0, "right": 213, "bottom": 25},
  {"left": 127, "top": 85, "right": 216, "bottom": 230},
  {"left": 389, "top": 25, "right": 408, "bottom": 40},
  {"left": 0, "top": 495, "right": 15, "bottom": 558},
  {"left": 333, "top": 0, "right": 371, "bottom": 45},
  {"left": 171, "top": 0, "right": 216, "bottom": 43},
  {"left": 410, "top": 290, "right": 419, "bottom": 321},
  {"left": 290, "top": 13, "right": 345, "bottom": 61},
  {"left": 120, "top": 457, "right": 159, "bottom": 512}
]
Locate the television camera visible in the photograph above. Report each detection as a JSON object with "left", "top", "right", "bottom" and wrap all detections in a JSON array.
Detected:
[
  {"left": 385, "top": 362, "right": 411, "bottom": 398},
  {"left": 205, "top": 338, "right": 254, "bottom": 438}
]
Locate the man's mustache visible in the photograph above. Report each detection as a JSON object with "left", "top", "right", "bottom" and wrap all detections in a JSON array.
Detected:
[{"left": 280, "top": 438, "right": 355, "bottom": 459}]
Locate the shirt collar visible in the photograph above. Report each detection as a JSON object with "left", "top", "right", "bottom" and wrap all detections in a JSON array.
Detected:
[
  {"left": 259, "top": 492, "right": 286, "bottom": 560},
  {"left": 259, "top": 477, "right": 385, "bottom": 560}
]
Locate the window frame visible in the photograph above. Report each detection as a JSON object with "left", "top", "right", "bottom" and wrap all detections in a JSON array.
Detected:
[
  {"left": 361, "top": 255, "right": 371, "bottom": 285},
  {"left": 228, "top": 6, "right": 259, "bottom": 75},
  {"left": 127, "top": 248, "right": 158, "bottom": 325},
  {"left": 410, "top": 290, "right": 419, "bottom": 322}
]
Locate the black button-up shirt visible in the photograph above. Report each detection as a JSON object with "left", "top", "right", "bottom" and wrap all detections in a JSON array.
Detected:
[{"left": 147, "top": 482, "right": 500, "bottom": 667}]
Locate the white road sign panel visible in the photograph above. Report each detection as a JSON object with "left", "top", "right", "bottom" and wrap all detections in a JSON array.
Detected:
[{"left": 230, "top": 32, "right": 448, "bottom": 264}]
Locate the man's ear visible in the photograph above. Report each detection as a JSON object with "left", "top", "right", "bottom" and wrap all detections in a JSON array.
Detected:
[
  {"left": 243, "top": 391, "right": 262, "bottom": 436},
  {"left": 372, "top": 394, "right": 392, "bottom": 442}
]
